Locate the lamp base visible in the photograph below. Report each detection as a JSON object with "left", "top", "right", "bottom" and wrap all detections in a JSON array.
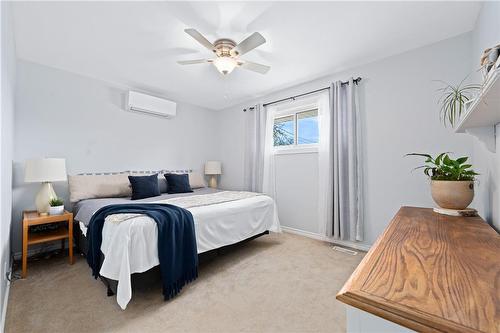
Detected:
[
  {"left": 208, "top": 175, "right": 218, "bottom": 189},
  {"left": 35, "top": 182, "right": 57, "bottom": 214}
]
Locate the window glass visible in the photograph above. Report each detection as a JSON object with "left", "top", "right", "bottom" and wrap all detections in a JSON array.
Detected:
[
  {"left": 273, "top": 115, "right": 295, "bottom": 146},
  {"left": 297, "top": 109, "right": 319, "bottom": 144}
]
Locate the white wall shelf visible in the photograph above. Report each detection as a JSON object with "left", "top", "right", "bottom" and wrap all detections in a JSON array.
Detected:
[
  {"left": 455, "top": 68, "right": 500, "bottom": 152},
  {"left": 455, "top": 68, "right": 500, "bottom": 133}
]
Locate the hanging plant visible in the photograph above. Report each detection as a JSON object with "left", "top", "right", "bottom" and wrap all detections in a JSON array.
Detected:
[{"left": 436, "top": 77, "right": 481, "bottom": 127}]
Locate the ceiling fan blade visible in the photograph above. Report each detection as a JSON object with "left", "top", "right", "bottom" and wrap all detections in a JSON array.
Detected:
[
  {"left": 239, "top": 61, "right": 270, "bottom": 74},
  {"left": 177, "top": 59, "right": 212, "bottom": 65},
  {"left": 231, "top": 32, "right": 266, "bottom": 56},
  {"left": 184, "top": 28, "right": 216, "bottom": 52}
]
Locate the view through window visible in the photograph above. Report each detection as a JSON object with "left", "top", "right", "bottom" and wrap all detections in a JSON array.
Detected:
[{"left": 273, "top": 109, "right": 319, "bottom": 147}]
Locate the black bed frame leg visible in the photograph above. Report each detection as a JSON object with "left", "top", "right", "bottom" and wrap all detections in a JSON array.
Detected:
[{"left": 107, "top": 285, "right": 114, "bottom": 296}]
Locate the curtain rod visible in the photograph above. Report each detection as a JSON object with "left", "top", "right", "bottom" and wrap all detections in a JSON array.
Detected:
[{"left": 260, "top": 77, "right": 362, "bottom": 108}]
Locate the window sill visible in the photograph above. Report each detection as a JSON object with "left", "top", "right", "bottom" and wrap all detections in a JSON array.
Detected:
[{"left": 274, "top": 146, "right": 319, "bottom": 155}]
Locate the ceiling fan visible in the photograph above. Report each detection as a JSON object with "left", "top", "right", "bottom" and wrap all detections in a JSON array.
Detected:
[{"left": 178, "top": 28, "right": 270, "bottom": 75}]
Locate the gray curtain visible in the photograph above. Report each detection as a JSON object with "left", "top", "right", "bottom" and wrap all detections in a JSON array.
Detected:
[
  {"left": 330, "top": 79, "right": 363, "bottom": 241},
  {"left": 243, "top": 104, "right": 266, "bottom": 192}
]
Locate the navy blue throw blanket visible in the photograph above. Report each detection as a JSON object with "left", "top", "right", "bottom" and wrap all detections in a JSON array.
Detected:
[{"left": 86, "top": 204, "right": 198, "bottom": 300}]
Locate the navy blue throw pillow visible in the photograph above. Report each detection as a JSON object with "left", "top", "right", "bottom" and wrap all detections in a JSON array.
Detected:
[
  {"left": 128, "top": 174, "right": 161, "bottom": 200},
  {"left": 164, "top": 173, "right": 193, "bottom": 194}
]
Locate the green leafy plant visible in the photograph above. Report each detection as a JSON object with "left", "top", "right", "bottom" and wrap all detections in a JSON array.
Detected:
[
  {"left": 406, "top": 152, "right": 478, "bottom": 181},
  {"left": 437, "top": 77, "right": 481, "bottom": 127},
  {"left": 49, "top": 197, "right": 64, "bottom": 207}
]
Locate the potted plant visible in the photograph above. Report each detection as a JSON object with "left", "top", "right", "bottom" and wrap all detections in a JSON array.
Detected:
[
  {"left": 437, "top": 78, "right": 481, "bottom": 127},
  {"left": 406, "top": 152, "right": 478, "bottom": 210},
  {"left": 48, "top": 197, "right": 64, "bottom": 215}
]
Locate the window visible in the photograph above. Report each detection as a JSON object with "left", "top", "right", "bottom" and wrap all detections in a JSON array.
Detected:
[
  {"left": 273, "top": 108, "right": 319, "bottom": 148},
  {"left": 273, "top": 115, "right": 295, "bottom": 146},
  {"left": 297, "top": 110, "right": 319, "bottom": 144}
]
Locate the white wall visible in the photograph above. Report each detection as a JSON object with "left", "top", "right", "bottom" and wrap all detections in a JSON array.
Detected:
[
  {"left": 469, "top": 1, "right": 500, "bottom": 231},
  {"left": 217, "top": 33, "right": 474, "bottom": 245},
  {"left": 0, "top": 1, "right": 16, "bottom": 327},
  {"left": 275, "top": 153, "right": 319, "bottom": 234},
  {"left": 11, "top": 60, "right": 219, "bottom": 253}
]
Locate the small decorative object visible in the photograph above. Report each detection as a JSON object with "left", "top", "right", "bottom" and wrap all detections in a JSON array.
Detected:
[
  {"left": 406, "top": 153, "right": 479, "bottom": 212},
  {"left": 433, "top": 207, "right": 478, "bottom": 217},
  {"left": 480, "top": 44, "right": 500, "bottom": 80},
  {"left": 205, "top": 161, "right": 222, "bottom": 188},
  {"left": 24, "top": 158, "right": 67, "bottom": 215},
  {"left": 48, "top": 197, "right": 65, "bottom": 215},
  {"left": 437, "top": 78, "right": 481, "bottom": 127}
]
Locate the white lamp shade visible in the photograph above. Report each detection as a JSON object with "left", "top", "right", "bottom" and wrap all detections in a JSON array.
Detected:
[
  {"left": 213, "top": 57, "right": 237, "bottom": 75},
  {"left": 205, "top": 161, "right": 222, "bottom": 175},
  {"left": 24, "top": 158, "right": 67, "bottom": 183}
]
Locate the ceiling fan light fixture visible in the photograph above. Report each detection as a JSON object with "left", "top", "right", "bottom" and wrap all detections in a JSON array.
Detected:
[
  {"left": 213, "top": 56, "right": 237, "bottom": 75},
  {"left": 179, "top": 29, "right": 269, "bottom": 75}
]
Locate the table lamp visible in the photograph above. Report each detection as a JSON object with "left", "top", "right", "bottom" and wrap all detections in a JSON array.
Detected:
[
  {"left": 24, "top": 158, "right": 67, "bottom": 215},
  {"left": 205, "top": 161, "right": 221, "bottom": 188}
]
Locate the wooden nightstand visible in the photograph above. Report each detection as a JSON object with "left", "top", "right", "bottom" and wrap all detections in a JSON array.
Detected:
[{"left": 22, "top": 210, "right": 74, "bottom": 278}]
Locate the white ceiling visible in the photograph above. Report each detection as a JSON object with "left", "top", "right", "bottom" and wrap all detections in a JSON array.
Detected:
[{"left": 12, "top": 1, "right": 481, "bottom": 110}]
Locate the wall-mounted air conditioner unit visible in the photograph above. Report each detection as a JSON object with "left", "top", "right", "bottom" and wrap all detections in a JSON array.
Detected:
[{"left": 127, "top": 91, "right": 177, "bottom": 118}]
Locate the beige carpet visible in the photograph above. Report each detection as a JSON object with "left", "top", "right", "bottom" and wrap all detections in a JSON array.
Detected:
[{"left": 5, "top": 233, "right": 364, "bottom": 333}]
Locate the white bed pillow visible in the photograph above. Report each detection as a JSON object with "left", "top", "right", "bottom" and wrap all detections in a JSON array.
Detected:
[
  {"left": 68, "top": 173, "right": 132, "bottom": 202},
  {"left": 188, "top": 172, "right": 207, "bottom": 189}
]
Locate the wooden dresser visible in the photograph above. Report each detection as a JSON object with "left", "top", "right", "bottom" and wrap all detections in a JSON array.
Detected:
[{"left": 337, "top": 206, "right": 499, "bottom": 333}]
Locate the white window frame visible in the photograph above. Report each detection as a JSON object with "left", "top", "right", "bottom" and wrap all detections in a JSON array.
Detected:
[{"left": 273, "top": 102, "right": 319, "bottom": 155}]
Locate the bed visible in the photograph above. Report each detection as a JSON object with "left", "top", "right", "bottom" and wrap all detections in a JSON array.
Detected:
[{"left": 73, "top": 187, "right": 281, "bottom": 309}]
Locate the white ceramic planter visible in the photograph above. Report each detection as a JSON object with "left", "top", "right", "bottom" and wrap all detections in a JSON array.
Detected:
[
  {"left": 430, "top": 180, "right": 474, "bottom": 210},
  {"left": 49, "top": 205, "right": 64, "bottom": 215}
]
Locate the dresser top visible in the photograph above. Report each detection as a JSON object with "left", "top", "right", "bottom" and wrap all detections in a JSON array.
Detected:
[{"left": 337, "top": 206, "right": 500, "bottom": 333}]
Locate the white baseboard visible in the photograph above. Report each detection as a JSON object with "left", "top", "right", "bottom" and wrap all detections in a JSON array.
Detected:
[
  {"left": 1, "top": 270, "right": 11, "bottom": 333},
  {"left": 281, "top": 226, "right": 371, "bottom": 252},
  {"left": 281, "top": 226, "right": 325, "bottom": 241}
]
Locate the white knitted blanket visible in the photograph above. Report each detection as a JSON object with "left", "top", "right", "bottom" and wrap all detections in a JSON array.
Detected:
[{"left": 105, "top": 191, "right": 262, "bottom": 224}]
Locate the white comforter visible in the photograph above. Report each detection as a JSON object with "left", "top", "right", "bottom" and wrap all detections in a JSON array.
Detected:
[{"left": 81, "top": 192, "right": 281, "bottom": 309}]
